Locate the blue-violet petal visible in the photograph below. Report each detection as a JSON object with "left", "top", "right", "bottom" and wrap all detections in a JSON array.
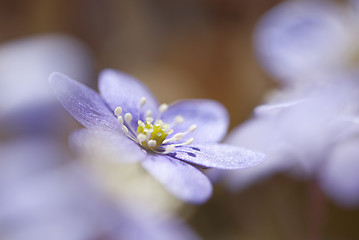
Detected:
[
  {"left": 49, "top": 72, "right": 121, "bottom": 133},
  {"left": 142, "top": 155, "right": 212, "bottom": 204},
  {"left": 172, "top": 144, "right": 265, "bottom": 169},
  {"left": 161, "top": 100, "right": 229, "bottom": 144},
  {"left": 99, "top": 69, "right": 159, "bottom": 130}
]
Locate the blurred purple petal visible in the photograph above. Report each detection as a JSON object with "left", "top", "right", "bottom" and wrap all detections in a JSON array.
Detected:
[
  {"left": 0, "top": 34, "right": 94, "bottom": 117},
  {"left": 0, "top": 137, "right": 66, "bottom": 181},
  {"left": 0, "top": 34, "right": 94, "bottom": 136},
  {"left": 173, "top": 144, "right": 265, "bottom": 169},
  {"left": 99, "top": 69, "right": 159, "bottom": 130},
  {"left": 161, "top": 100, "right": 229, "bottom": 144},
  {"left": 254, "top": 98, "right": 308, "bottom": 116},
  {"left": 70, "top": 129, "right": 147, "bottom": 163},
  {"left": 352, "top": 0, "right": 359, "bottom": 12},
  {"left": 0, "top": 137, "right": 201, "bottom": 240},
  {"left": 0, "top": 138, "right": 109, "bottom": 240},
  {"left": 255, "top": 0, "right": 350, "bottom": 83},
  {"left": 319, "top": 139, "right": 359, "bottom": 207},
  {"left": 0, "top": 102, "right": 69, "bottom": 137},
  {"left": 115, "top": 202, "right": 201, "bottom": 240},
  {"left": 49, "top": 72, "right": 121, "bottom": 133},
  {"left": 223, "top": 118, "right": 295, "bottom": 190},
  {"left": 142, "top": 155, "right": 212, "bottom": 204}
]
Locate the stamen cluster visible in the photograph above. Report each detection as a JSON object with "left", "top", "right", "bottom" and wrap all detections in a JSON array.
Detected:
[{"left": 114, "top": 97, "right": 197, "bottom": 154}]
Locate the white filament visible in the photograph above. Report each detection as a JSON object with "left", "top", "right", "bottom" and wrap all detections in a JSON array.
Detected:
[{"left": 114, "top": 97, "right": 198, "bottom": 155}]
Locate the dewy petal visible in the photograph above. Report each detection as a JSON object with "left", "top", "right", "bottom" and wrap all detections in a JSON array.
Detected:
[
  {"left": 142, "top": 155, "right": 212, "bottom": 204},
  {"left": 99, "top": 69, "right": 159, "bottom": 129},
  {"left": 70, "top": 129, "right": 147, "bottom": 163},
  {"left": 161, "top": 100, "right": 229, "bottom": 144},
  {"left": 49, "top": 72, "right": 121, "bottom": 133},
  {"left": 172, "top": 144, "right": 265, "bottom": 169}
]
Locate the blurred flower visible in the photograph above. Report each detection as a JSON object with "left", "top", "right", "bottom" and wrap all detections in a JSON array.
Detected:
[
  {"left": 222, "top": 80, "right": 359, "bottom": 207},
  {"left": 49, "top": 69, "right": 265, "bottom": 204},
  {"left": 0, "top": 137, "right": 201, "bottom": 240},
  {"left": 242, "top": 0, "right": 359, "bottom": 207},
  {"left": 255, "top": 0, "right": 359, "bottom": 85},
  {"left": 0, "top": 34, "right": 94, "bottom": 136}
]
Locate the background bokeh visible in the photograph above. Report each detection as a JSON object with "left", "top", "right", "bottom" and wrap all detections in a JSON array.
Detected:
[
  {"left": 1, "top": 0, "right": 359, "bottom": 240},
  {"left": 0, "top": 0, "right": 281, "bottom": 124}
]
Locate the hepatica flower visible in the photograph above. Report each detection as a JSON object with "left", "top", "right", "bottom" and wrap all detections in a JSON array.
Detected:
[
  {"left": 49, "top": 69, "right": 265, "bottom": 203},
  {"left": 223, "top": 81, "right": 359, "bottom": 207}
]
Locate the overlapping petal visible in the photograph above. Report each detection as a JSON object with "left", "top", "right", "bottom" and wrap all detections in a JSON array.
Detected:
[
  {"left": 49, "top": 73, "right": 121, "bottom": 133},
  {"left": 142, "top": 155, "right": 212, "bottom": 204},
  {"left": 99, "top": 69, "right": 159, "bottom": 130},
  {"left": 161, "top": 100, "right": 229, "bottom": 144},
  {"left": 172, "top": 144, "right": 265, "bottom": 169}
]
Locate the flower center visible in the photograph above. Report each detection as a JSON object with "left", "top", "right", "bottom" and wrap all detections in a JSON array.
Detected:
[{"left": 114, "top": 97, "right": 196, "bottom": 154}]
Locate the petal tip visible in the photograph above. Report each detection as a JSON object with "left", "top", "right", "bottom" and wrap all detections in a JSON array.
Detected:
[
  {"left": 99, "top": 68, "right": 117, "bottom": 78},
  {"left": 48, "top": 72, "right": 73, "bottom": 91},
  {"left": 48, "top": 71, "right": 64, "bottom": 84},
  {"left": 99, "top": 68, "right": 131, "bottom": 81}
]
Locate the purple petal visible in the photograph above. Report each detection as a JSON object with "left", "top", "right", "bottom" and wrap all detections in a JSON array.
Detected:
[
  {"left": 172, "top": 144, "right": 265, "bottom": 169},
  {"left": 98, "top": 69, "right": 159, "bottom": 130},
  {"left": 114, "top": 202, "right": 201, "bottom": 240},
  {"left": 142, "top": 155, "right": 212, "bottom": 204},
  {"left": 161, "top": 100, "right": 229, "bottom": 144},
  {"left": 223, "top": 118, "right": 296, "bottom": 190},
  {"left": 339, "top": 116, "right": 359, "bottom": 125},
  {"left": 49, "top": 72, "right": 121, "bottom": 133},
  {"left": 70, "top": 129, "right": 146, "bottom": 163},
  {"left": 319, "top": 139, "right": 359, "bottom": 207},
  {"left": 255, "top": 0, "right": 347, "bottom": 82}
]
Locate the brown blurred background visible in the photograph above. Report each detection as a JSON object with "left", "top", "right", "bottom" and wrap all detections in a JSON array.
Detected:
[{"left": 0, "top": 0, "right": 280, "bottom": 127}]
